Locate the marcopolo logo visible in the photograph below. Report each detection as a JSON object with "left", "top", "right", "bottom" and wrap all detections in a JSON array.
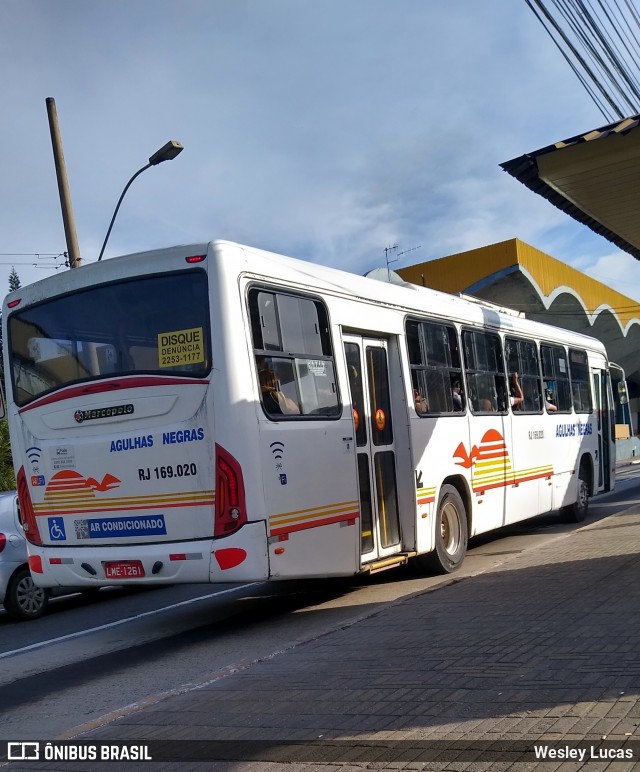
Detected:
[{"left": 74, "top": 404, "right": 134, "bottom": 423}]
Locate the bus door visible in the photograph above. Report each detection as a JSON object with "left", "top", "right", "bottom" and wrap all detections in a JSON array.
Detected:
[
  {"left": 343, "top": 336, "right": 402, "bottom": 565},
  {"left": 592, "top": 367, "right": 613, "bottom": 492}
]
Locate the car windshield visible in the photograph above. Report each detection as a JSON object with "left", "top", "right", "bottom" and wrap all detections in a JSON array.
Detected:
[{"left": 8, "top": 270, "right": 211, "bottom": 406}]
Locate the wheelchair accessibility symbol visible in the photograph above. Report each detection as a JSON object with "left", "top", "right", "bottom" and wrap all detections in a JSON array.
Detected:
[{"left": 48, "top": 518, "right": 66, "bottom": 541}]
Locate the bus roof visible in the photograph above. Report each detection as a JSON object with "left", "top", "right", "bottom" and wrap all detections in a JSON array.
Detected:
[{"left": 3, "top": 239, "right": 608, "bottom": 355}]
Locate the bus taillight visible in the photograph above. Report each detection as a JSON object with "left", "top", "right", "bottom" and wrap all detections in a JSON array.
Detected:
[
  {"left": 214, "top": 443, "right": 247, "bottom": 537},
  {"left": 17, "top": 467, "right": 42, "bottom": 546}
]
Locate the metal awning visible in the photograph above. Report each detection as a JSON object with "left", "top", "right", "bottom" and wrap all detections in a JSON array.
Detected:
[{"left": 501, "top": 115, "right": 640, "bottom": 261}]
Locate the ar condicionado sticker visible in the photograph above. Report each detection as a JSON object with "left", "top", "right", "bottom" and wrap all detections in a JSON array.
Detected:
[{"left": 158, "top": 327, "right": 205, "bottom": 368}]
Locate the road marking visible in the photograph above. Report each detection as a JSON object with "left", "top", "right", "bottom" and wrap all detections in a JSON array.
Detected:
[{"left": 0, "top": 583, "right": 262, "bottom": 660}]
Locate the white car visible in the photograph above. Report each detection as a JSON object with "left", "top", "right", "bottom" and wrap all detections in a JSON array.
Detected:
[{"left": 0, "top": 491, "right": 50, "bottom": 620}]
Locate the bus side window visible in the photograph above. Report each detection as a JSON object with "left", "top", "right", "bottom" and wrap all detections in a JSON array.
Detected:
[
  {"left": 249, "top": 289, "right": 340, "bottom": 419},
  {"left": 569, "top": 348, "right": 592, "bottom": 413},
  {"left": 405, "top": 318, "right": 463, "bottom": 415},
  {"left": 462, "top": 328, "right": 506, "bottom": 415},
  {"left": 505, "top": 337, "right": 542, "bottom": 414},
  {"left": 541, "top": 344, "right": 572, "bottom": 412}
]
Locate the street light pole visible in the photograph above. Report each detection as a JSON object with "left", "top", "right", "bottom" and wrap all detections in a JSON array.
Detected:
[
  {"left": 46, "top": 97, "right": 82, "bottom": 268},
  {"left": 97, "top": 140, "right": 183, "bottom": 262}
]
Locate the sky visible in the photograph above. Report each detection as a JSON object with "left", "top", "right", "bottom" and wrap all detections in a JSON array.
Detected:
[{"left": 3, "top": 0, "right": 640, "bottom": 303}]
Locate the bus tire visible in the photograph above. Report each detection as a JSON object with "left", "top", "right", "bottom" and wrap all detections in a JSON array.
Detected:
[
  {"left": 561, "top": 465, "right": 589, "bottom": 523},
  {"left": 4, "top": 566, "right": 50, "bottom": 621},
  {"left": 415, "top": 484, "right": 468, "bottom": 575}
]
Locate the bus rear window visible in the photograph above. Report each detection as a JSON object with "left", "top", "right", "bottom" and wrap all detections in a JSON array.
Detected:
[{"left": 8, "top": 270, "right": 211, "bottom": 406}]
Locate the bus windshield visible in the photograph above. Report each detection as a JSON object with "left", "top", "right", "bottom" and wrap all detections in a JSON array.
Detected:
[{"left": 8, "top": 269, "right": 211, "bottom": 407}]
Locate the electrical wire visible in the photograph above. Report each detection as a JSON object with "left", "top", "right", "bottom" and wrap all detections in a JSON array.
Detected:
[
  {"left": 525, "top": 0, "right": 640, "bottom": 120},
  {"left": 0, "top": 252, "right": 68, "bottom": 269}
]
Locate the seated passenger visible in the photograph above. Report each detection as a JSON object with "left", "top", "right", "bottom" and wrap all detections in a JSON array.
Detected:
[
  {"left": 413, "top": 389, "right": 428, "bottom": 415},
  {"left": 259, "top": 366, "right": 300, "bottom": 415},
  {"left": 451, "top": 379, "right": 463, "bottom": 410},
  {"left": 510, "top": 372, "right": 524, "bottom": 410}
]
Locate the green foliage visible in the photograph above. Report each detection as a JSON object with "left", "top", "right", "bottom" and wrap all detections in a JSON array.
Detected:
[
  {"left": 8, "top": 267, "right": 21, "bottom": 292},
  {"left": 0, "top": 420, "right": 16, "bottom": 491}
]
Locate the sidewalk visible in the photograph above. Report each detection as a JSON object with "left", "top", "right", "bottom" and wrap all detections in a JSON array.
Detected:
[{"left": 9, "top": 506, "right": 640, "bottom": 770}]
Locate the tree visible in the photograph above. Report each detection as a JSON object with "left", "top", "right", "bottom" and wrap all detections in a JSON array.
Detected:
[
  {"left": 0, "top": 421, "right": 15, "bottom": 491},
  {"left": 9, "top": 267, "right": 21, "bottom": 292}
]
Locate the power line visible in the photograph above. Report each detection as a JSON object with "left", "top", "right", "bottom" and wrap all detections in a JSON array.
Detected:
[
  {"left": 0, "top": 262, "right": 64, "bottom": 269},
  {"left": 525, "top": 0, "right": 640, "bottom": 120},
  {"left": 0, "top": 252, "right": 68, "bottom": 269}
]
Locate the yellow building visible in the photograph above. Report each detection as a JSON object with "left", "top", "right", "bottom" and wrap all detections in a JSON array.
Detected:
[{"left": 397, "top": 237, "right": 640, "bottom": 438}]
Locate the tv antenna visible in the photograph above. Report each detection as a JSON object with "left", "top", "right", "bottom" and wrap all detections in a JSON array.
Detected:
[{"left": 383, "top": 244, "right": 421, "bottom": 279}]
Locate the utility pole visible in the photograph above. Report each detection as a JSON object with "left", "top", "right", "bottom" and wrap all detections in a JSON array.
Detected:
[{"left": 46, "top": 97, "right": 81, "bottom": 268}]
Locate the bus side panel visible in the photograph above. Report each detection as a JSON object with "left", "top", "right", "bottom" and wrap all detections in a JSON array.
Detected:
[
  {"left": 465, "top": 415, "right": 511, "bottom": 535},
  {"left": 553, "top": 469, "right": 576, "bottom": 510},
  {"left": 552, "top": 422, "right": 597, "bottom": 509},
  {"left": 259, "top": 418, "right": 360, "bottom": 579},
  {"left": 505, "top": 412, "right": 552, "bottom": 524},
  {"left": 409, "top": 414, "right": 471, "bottom": 552}
]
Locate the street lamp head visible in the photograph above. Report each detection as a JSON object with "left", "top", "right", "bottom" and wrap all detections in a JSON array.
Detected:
[
  {"left": 97, "top": 139, "right": 184, "bottom": 261},
  {"left": 148, "top": 140, "right": 184, "bottom": 166}
]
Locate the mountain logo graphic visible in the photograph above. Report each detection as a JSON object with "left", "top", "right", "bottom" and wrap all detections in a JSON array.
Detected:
[{"left": 44, "top": 470, "right": 121, "bottom": 503}]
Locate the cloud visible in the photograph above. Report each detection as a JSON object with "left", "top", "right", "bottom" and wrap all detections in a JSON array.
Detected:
[
  {"left": 0, "top": 0, "right": 635, "bottom": 300},
  {"left": 572, "top": 250, "right": 640, "bottom": 303}
]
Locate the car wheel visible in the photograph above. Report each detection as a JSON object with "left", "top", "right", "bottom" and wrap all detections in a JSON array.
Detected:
[{"left": 4, "top": 566, "right": 49, "bottom": 621}]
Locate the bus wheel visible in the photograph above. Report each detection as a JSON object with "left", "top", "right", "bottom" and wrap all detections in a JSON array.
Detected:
[
  {"left": 561, "top": 466, "right": 589, "bottom": 523},
  {"left": 415, "top": 484, "right": 468, "bottom": 575}
]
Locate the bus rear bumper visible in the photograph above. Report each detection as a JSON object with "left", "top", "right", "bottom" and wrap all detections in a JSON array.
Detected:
[{"left": 27, "top": 522, "right": 269, "bottom": 588}]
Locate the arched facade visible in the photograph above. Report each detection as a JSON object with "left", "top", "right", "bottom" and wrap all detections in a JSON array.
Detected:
[{"left": 397, "top": 238, "right": 640, "bottom": 432}]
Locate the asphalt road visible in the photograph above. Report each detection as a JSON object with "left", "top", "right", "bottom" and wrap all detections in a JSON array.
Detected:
[{"left": 1, "top": 463, "right": 638, "bottom": 743}]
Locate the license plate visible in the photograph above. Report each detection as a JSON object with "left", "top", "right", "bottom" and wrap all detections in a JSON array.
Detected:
[{"left": 104, "top": 560, "right": 145, "bottom": 579}]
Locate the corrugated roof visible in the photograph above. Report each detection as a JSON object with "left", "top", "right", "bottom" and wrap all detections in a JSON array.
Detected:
[{"left": 501, "top": 114, "right": 640, "bottom": 261}]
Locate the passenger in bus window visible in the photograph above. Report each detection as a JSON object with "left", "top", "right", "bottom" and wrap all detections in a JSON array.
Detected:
[
  {"left": 258, "top": 363, "right": 300, "bottom": 415},
  {"left": 480, "top": 398, "right": 496, "bottom": 412},
  {"left": 413, "top": 389, "right": 428, "bottom": 415},
  {"left": 510, "top": 372, "right": 524, "bottom": 410},
  {"left": 544, "top": 384, "right": 558, "bottom": 412},
  {"left": 451, "top": 379, "right": 463, "bottom": 410},
  {"left": 544, "top": 390, "right": 558, "bottom": 412}
]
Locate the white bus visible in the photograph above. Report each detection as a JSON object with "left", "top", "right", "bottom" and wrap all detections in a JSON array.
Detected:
[{"left": 2, "top": 240, "right": 615, "bottom": 588}]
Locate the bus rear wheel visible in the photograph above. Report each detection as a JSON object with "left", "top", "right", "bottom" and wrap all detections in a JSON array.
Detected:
[{"left": 415, "top": 484, "right": 468, "bottom": 575}]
